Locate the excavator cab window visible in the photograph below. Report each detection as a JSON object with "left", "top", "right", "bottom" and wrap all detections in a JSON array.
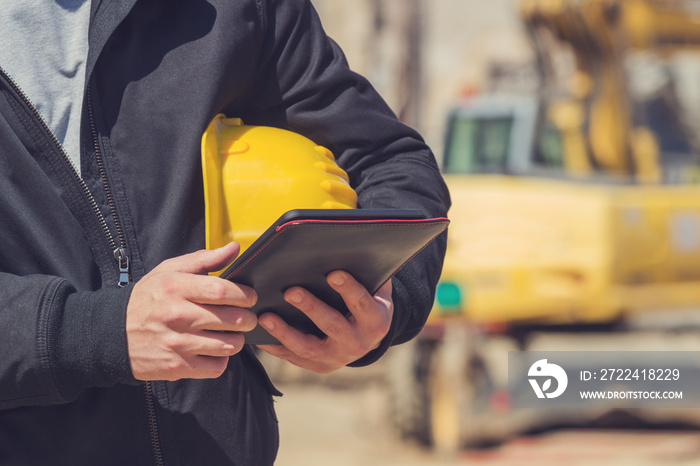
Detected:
[
  {"left": 444, "top": 115, "right": 513, "bottom": 174},
  {"left": 535, "top": 120, "right": 564, "bottom": 169}
]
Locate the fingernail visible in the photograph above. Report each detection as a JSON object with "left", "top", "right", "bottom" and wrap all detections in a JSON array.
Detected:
[
  {"left": 330, "top": 272, "right": 345, "bottom": 286},
  {"left": 260, "top": 317, "right": 275, "bottom": 331},
  {"left": 287, "top": 290, "right": 303, "bottom": 304}
]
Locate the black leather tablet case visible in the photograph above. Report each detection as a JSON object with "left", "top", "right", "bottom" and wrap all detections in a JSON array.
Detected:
[{"left": 222, "top": 213, "right": 449, "bottom": 345}]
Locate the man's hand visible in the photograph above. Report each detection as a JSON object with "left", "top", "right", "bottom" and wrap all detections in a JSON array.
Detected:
[
  {"left": 257, "top": 271, "right": 393, "bottom": 373},
  {"left": 126, "top": 242, "right": 258, "bottom": 381}
]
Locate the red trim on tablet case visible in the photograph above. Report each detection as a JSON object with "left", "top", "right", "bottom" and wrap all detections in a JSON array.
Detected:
[{"left": 275, "top": 217, "right": 450, "bottom": 231}]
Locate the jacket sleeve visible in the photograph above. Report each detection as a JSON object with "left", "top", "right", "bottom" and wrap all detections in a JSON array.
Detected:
[
  {"left": 0, "top": 272, "right": 137, "bottom": 410},
  {"left": 246, "top": 0, "right": 451, "bottom": 365}
]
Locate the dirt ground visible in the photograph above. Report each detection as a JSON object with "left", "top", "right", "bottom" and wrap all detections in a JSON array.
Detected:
[
  {"left": 273, "top": 381, "right": 700, "bottom": 466},
  {"left": 273, "top": 382, "right": 466, "bottom": 466},
  {"left": 263, "top": 355, "right": 700, "bottom": 466},
  {"left": 261, "top": 352, "right": 463, "bottom": 466}
]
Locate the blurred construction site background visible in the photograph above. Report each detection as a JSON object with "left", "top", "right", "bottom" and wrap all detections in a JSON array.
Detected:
[{"left": 266, "top": 1, "right": 700, "bottom": 464}]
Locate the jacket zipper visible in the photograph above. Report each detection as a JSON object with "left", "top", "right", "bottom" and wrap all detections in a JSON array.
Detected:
[
  {"left": 1, "top": 68, "right": 165, "bottom": 464},
  {"left": 144, "top": 381, "right": 166, "bottom": 466},
  {"left": 0, "top": 66, "right": 131, "bottom": 287},
  {"left": 85, "top": 86, "right": 164, "bottom": 466},
  {"left": 86, "top": 86, "right": 131, "bottom": 287}
]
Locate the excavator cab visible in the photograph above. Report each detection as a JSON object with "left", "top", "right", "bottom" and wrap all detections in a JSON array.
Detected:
[{"left": 442, "top": 94, "right": 564, "bottom": 176}]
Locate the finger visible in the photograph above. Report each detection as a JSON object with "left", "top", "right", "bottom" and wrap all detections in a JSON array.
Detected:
[
  {"left": 257, "top": 344, "right": 337, "bottom": 375},
  {"left": 174, "top": 331, "right": 246, "bottom": 358},
  {"left": 374, "top": 280, "right": 394, "bottom": 308},
  {"left": 178, "top": 355, "right": 231, "bottom": 380},
  {"left": 158, "top": 298, "right": 257, "bottom": 333},
  {"left": 191, "top": 305, "right": 258, "bottom": 333},
  {"left": 175, "top": 274, "right": 257, "bottom": 308},
  {"left": 160, "top": 242, "right": 241, "bottom": 275},
  {"left": 196, "top": 331, "right": 247, "bottom": 357},
  {"left": 257, "top": 312, "right": 329, "bottom": 361},
  {"left": 282, "top": 287, "right": 352, "bottom": 341},
  {"left": 134, "top": 354, "right": 231, "bottom": 382},
  {"left": 326, "top": 271, "right": 391, "bottom": 326}
]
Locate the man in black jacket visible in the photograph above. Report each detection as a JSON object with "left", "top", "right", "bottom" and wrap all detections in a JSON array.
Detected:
[{"left": 0, "top": 0, "right": 449, "bottom": 464}]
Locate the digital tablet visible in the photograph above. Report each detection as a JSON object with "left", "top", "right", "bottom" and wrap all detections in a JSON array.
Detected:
[{"left": 220, "top": 209, "right": 449, "bottom": 344}]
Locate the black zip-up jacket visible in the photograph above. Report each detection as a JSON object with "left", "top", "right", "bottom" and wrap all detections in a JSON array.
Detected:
[{"left": 0, "top": 1, "right": 449, "bottom": 464}]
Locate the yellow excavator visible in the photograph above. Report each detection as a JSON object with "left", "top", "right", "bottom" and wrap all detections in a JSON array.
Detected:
[{"left": 388, "top": 0, "right": 700, "bottom": 454}]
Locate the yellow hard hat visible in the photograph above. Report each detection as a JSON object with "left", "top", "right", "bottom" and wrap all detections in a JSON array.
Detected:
[{"left": 201, "top": 114, "right": 358, "bottom": 254}]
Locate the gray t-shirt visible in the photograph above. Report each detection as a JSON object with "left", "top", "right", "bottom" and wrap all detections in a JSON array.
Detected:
[{"left": 0, "top": 0, "right": 90, "bottom": 176}]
